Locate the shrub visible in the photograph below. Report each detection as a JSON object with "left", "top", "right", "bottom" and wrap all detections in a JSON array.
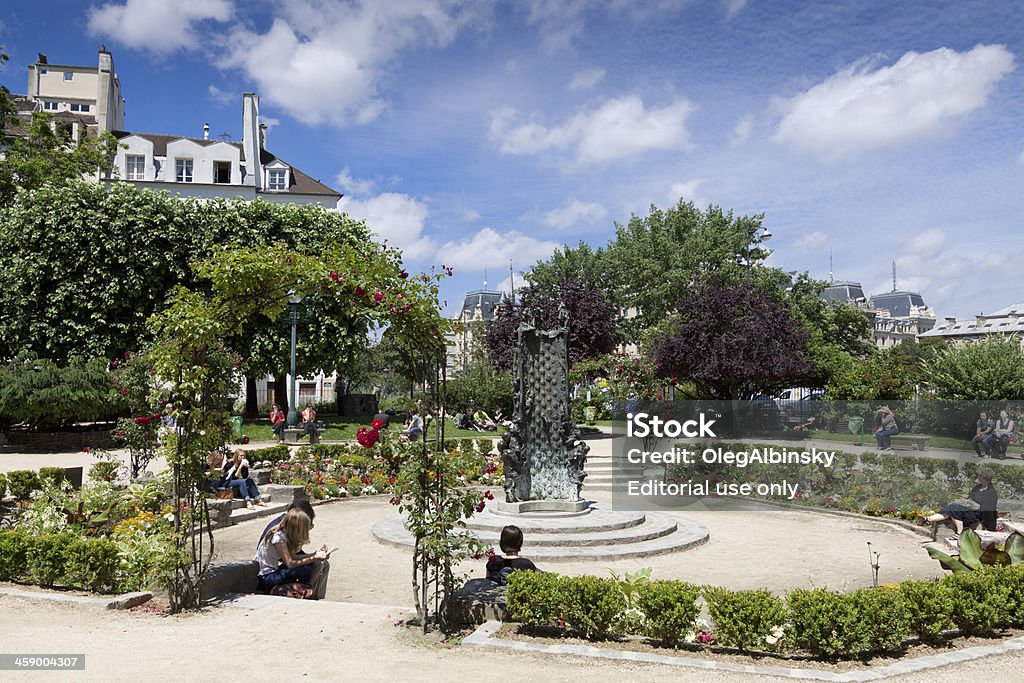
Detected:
[
  {"left": 944, "top": 568, "right": 1011, "bottom": 635},
  {"left": 637, "top": 580, "right": 700, "bottom": 644},
  {"left": 6, "top": 469, "right": 41, "bottom": 500},
  {"left": 1003, "top": 565, "right": 1024, "bottom": 627},
  {"left": 0, "top": 354, "right": 124, "bottom": 429},
  {"left": 787, "top": 588, "right": 861, "bottom": 657},
  {"left": 247, "top": 443, "right": 291, "bottom": 466},
  {"left": 38, "top": 467, "right": 68, "bottom": 488},
  {"left": 63, "top": 536, "right": 119, "bottom": 592},
  {"left": 0, "top": 529, "right": 31, "bottom": 580},
  {"left": 27, "top": 532, "right": 75, "bottom": 586},
  {"left": 475, "top": 438, "right": 496, "bottom": 455},
  {"left": 297, "top": 444, "right": 367, "bottom": 466},
  {"left": 0, "top": 471, "right": 7, "bottom": 498},
  {"left": 704, "top": 587, "right": 788, "bottom": 651},
  {"left": 506, "top": 570, "right": 564, "bottom": 626},
  {"left": 89, "top": 460, "right": 121, "bottom": 483},
  {"left": 846, "top": 587, "right": 911, "bottom": 653},
  {"left": 559, "top": 575, "right": 625, "bottom": 639},
  {"left": 900, "top": 579, "right": 953, "bottom": 643}
]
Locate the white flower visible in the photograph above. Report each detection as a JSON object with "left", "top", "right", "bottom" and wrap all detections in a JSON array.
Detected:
[
  {"left": 339, "top": 488, "right": 348, "bottom": 497},
  {"left": 164, "top": 513, "right": 175, "bottom": 522},
  {"left": 683, "top": 630, "right": 697, "bottom": 643}
]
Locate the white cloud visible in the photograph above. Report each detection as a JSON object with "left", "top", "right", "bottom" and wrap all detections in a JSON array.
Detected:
[
  {"left": 543, "top": 200, "right": 607, "bottom": 229},
  {"left": 490, "top": 95, "right": 694, "bottom": 164},
  {"left": 335, "top": 167, "right": 377, "bottom": 197},
  {"left": 222, "top": 1, "right": 485, "bottom": 127},
  {"left": 667, "top": 179, "right": 707, "bottom": 207},
  {"left": 774, "top": 44, "right": 1015, "bottom": 161},
  {"left": 905, "top": 228, "right": 946, "bottom": 260},
  {"left": 87, "top": 0, "right": 233, "bottom": 54},
  {"left": 568, "top": 67, "right": 606, "bottom": 91},
  {"left": 731, "top": 114, "right": 754, "bottom": 147},
  {"left": 794, "top": 230, "right": 828, "bottom": 251},
  {"left": 207, "top": 85, "right": 234, "bottom": 106},
  {"left": 339, "top": 193, "right": 435, "bottom": 260},
  {"left": 437, "top": 227, "right": 561, "bottom": 272},
  {"left": 724, "top": 0, "right": 748, "bottom": 19}
]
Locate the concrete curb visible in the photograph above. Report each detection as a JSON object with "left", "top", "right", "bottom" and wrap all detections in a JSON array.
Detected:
[
  {"left": 465, "top": 620, "right": 1024, "bottom": 682},
  {"left": 0, "top": 585, "right": 153, "bottom": 610}
]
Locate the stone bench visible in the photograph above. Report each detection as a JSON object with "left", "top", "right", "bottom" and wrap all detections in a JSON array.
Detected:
[
  {"left": 889, "top": 434, "right": 928, "bottom": 451},
  {"left": 200, "top": 561, "right": 259, "bottom": 601},
  {"left": 445, "top": 578, "right": 507, "bottom": 625},
  {"left": 283, "top": 425, "right": 325, "bottom": 444}
]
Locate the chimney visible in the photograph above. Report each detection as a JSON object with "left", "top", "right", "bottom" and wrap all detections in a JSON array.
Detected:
[
  {"left": 259, "top": 123, "right": 267, "bottom": 149},
  {"left": 242, "top": 93, "right": 263, "bottom": 189},
  {"left": 96, "top": 49, "right": 115, "bottom": 135},
  {"left": 38, "top": 53, "right": 48, "bottom": 64},
  {"left": 975, "top": 315, "right": 986, "bottom": 328},
  {"left": 203, "top": 123, "right": 210, "bottom": 140},
  {"left": 943, "top": 317, "right": 956, "bottom": 327}
]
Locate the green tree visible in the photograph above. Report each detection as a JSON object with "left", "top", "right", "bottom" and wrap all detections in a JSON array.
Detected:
[
  {"left": 604, "top": 200, "right": 772, "bottom": 340},
  {"left": 925, "top": 335, "right": 1024, "bottom": 400}
]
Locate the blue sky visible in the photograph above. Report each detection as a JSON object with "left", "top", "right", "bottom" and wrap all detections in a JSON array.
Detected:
[{"left": 2, "top": 1, "right": 1022, "bottom": 319}]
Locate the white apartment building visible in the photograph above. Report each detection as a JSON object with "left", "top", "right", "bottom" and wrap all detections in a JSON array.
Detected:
[{"left": 13, "top": 49, "right": 340, "bottom": 207}]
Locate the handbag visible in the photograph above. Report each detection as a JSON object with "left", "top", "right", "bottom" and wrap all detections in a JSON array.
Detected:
[
  {"left": 216, "top": 488, "right": 234, "bottom": 500},
  {"left": 270, "top": 582, "right": 315, "bottom": 600}
]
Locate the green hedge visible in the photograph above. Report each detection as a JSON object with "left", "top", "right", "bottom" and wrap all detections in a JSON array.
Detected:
[
  {"left": 506, "top": 567, "right": 1024, "bottom": 659},
  {"left": 38, "top": 467, "right": 68, "bottom": 488},
  {"left": 0, "top": 528, "right": 120, "bottom": 592},
  {"left": 0, "top": 472, "right": 7, "bottom": 498},
  {"left": 6, "top": 469, "right": 40, "bottom": 500},
  {"left": 246, "top": 443, "right": 291, "bottom": 466}
]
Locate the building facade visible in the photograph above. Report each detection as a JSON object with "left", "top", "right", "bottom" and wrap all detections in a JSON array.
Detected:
[
  {"left": 821, "top": 282, "right": 936, "bottom": 349},
  {"left": 445, "top": 286, "right": 504, "bottom": 375},
  {"left": 918, "top": 303, "right": 1024, "bottom": 343}
]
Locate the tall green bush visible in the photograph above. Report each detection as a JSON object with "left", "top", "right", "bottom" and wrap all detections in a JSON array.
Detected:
[
  {"left": 0, "top": 353, "right": 123, "bottom": 429},
  {"left": 944, "top": 568, "right": 1011, "bottom": 635},
  {"left": 704, "top": 587, "right": 788, "bottom": 651},
  {"left": 559, "top": 575, "right": 625, "bottom": 639},
  {"left": 506, "top": 571, "right": 564, "bottom": 626},
  {"left": 636, "top": 580, "right": 700, "bottom": 644},
  {"left": 786, "top": 588, "right": 861, "bottom": 657},
  {"left": 0, "top": 529, "right": 30, "bottom": 580},
  {"left": 27, "top": 532, "right": 75, "bottom": 587},
  {"left": 64, "top": 536, "right": 119, "bottom": 592},
  {"left": 900, "top": 579, "right": 953, "bottom": 643},
  {"left": 6, "top": 469, "right": 41, "bottom": 500}
]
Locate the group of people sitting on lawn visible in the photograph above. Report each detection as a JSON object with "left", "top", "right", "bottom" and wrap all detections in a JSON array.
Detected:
[
  {"left": 971, "top": 409, "right": 1020, "bottom": 459},
  {"left": 455, "top": 406, "right": 502, "bottom": 432}
]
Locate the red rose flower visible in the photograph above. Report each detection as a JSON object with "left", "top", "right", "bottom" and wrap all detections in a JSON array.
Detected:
[
  {"left": 355, "top": 286, "right": 365, "bottom": 297},
  {"left": 399, "top": 270, "right": 409, "bottom": 279},
  {"left": 371, "top": 418, "right": 384, "bottom": 430},
  {"left": 82, "top": 447, "right": 90, "bottom": 453},
  {"left": 475, "top": 501, "right": 486, "bottom": 513},
  {"left": 374, "top": 291, "right": 384, "bottom": 303}
]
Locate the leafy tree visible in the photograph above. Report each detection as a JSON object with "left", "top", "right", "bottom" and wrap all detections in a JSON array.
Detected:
[
  {"left": 825, "top": 356, "right": 915, "bottom": 401},
  {"left": 484, "top": 278, "right": 617, "bottom": 372},
  {"left": 444, "top": 355, "right": 513, "bottom": 415},
  {"left": 0, "top": 182, "right": 379, "bottom": 371},
  {"left": 649, "top": 276, "right": 815, "bottom": 399},
  {"left": 925, "top": 335, "right": 1024, "bottom": 400},
  {"left": 527, "top": 241, "right": 610, "bottom": 299},
  {"left": 604, "top": 200, "right": 772, "bottom": 340}
]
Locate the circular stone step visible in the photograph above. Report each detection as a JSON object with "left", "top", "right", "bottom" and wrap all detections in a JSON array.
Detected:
[
  {"left": 466, "top": 504, "right": 646, "bottom": 534},
  {"left": 372, "top": 503, "right": 709, "bottom": 561}
]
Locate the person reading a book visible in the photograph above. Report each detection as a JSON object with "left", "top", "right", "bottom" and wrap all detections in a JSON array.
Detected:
[
  {"left": 254, "top": 508, "right": 332, "bottom": 595},
  {"left": 924, "top": 465, "right": 998, "bottom": 537}
]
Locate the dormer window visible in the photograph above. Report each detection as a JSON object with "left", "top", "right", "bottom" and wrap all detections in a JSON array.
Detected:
[
  {"left": 175, "top": 159, "right": 194, "bottom": 183},
  {"left": 267, "top": 168, "right": 287, "bottom": 191},
  {"left": 43, "top": 101, "right": 59, "bottom": 111},
  {"left": 70, "top": 103, "right": 90, "bottom": 112},
  {"left": 126, "top": 155, "right": 145, "bottom": 181}
]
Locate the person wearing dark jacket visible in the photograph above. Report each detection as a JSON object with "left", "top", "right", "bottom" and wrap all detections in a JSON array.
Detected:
[
  {"left": 486, "top": 525, "right": 541, "bottom": 585},
  {"left": 926, "top": 465, "right": 998, "bottom": 535}
]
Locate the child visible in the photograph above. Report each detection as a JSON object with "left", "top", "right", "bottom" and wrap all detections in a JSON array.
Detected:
[{"left": 486, "top": 525, "right": 541, "bottom": 585}]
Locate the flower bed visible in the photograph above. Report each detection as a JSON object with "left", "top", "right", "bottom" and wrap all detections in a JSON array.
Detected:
[
  {"left": 506, "top": 565, "right": 1024, "bottom": 659},
  {"left": 268, "top": 437, "right": 503, "bottom": 500},
  {"left": 672, "top": 444, "right": 1024, "bottom": 523}
]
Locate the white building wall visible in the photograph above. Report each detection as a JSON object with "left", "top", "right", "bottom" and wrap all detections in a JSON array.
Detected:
[{"left": 165, "top": 139, "right": 242, "bottom": 185}]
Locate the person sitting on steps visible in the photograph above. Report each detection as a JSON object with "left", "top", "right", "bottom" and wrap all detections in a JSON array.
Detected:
[
  {"left": 254, "top": 508, "right": 332, "bottom": 599},
  {"left": 486, "top": 525, "right": 541, "bottom": 585},
  {"left": 222, "top": 449, "right": 267, "bottom": 508}
]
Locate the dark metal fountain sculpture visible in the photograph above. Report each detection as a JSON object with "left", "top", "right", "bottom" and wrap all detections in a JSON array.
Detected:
[{"left": 498, "top": 309, "right": 589, "bottom": 511}]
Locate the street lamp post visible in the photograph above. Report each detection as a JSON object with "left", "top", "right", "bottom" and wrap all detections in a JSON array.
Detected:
[{"left": 287, "top": 290, "right": 303, "bottom": 427}]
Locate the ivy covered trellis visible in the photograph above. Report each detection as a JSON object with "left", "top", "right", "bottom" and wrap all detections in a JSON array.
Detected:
[{"left": 146, "top": 241, "right": 447, "bottom": 612}]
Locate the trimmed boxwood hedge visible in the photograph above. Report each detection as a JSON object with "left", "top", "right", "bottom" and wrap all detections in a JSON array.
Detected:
[
  {"left": 506, "top": 565, "right": 1024, "bottom": 659},
  {"left": 0, "top": 529, "right": 120, "bottom": 592}
]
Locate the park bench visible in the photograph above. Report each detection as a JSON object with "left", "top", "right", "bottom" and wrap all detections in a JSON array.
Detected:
[
  {"left": 888, "top": 434, "right": 929, "bottom": 451},
  {"left": 283, "top": 421, "right": 326, "bottom": 444}
]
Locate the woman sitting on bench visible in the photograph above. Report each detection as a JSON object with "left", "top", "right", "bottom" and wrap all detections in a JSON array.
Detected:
[
  {"left": 925, "top": 465, "right": 998, "bottom": 537},
  {"left": 253, "top": 508, "right": 331, "bottom": 596}
]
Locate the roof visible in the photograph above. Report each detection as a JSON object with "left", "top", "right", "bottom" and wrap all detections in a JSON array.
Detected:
[
  {"left": 111, "top": 130, "right": 341, "bottom": 198},
  {"left": 919, "top": 304, "right": 1024, "bottom": 339},
  {"left": 459, "top": 289, "right": 503, "bottom": 322}
]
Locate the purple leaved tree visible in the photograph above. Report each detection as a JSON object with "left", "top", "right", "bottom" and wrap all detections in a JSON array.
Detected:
[{"left": 651, "top": 276, "right": 814, "bottom": 399}]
